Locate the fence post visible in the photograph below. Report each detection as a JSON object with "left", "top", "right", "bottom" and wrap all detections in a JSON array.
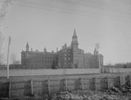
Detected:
[
  {"left": 89, "top": 78, "right": 96, "bottom": 91},
  {"left": 65, "top": 78, "right": 67, "bottom": 91},
  {"left": 30, "top": 80, "right": 33, "bottom": 95},
  {"left": 95, "top": 78, "right": 100, "bottom": 91},
  {"left": 48, "top": 78, "right": 50, "bottom": 94},
  {"left": 80, "top": 78, "right": 83, "bottom": 90},
  {"left": 9, "top": 80, "right": 11, "bottom": 98}
]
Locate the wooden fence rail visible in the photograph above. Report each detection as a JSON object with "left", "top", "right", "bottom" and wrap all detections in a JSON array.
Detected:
[{"left": 0, "top": 74, "right": 131, "bottom": 99}]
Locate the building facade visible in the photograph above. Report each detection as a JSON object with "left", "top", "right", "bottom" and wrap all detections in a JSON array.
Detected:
[{"left": 21, "top": 29, "right": 103, "bottom": 69}]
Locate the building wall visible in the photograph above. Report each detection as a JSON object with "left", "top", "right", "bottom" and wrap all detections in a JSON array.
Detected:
[
  {"left": 57, "top": 47, "right": 72, "bottom": 69},
  {"left": 21, "top": 31, "right": 103, "bottom": 69},
  {"left": 84, "top": 53, "right": 103, "bottom": 69},
  {"left": 72, "top": 48, "right": 84, "bottom": 68},
  {"left": 21, "top": 51, "right": 56, "bottom": 69},
  {"left": 21, "top": 47, "right": 102, "bottom": 69}
]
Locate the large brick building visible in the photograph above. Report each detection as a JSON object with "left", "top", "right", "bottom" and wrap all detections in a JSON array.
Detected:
[{"left": 21, "top": 29, "right": 103, "bottom": 69}]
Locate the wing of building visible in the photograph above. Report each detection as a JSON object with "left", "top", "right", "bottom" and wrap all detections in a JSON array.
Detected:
[{"left": 21, "top": 29, "right": 103, "bottom": 69}]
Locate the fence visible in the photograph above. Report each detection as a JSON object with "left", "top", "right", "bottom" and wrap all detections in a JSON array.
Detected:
[{"left": 0, "top": 73, "right": 131, "bottom": 99}]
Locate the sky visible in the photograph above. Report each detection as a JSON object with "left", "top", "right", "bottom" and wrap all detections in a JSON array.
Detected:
[{"left": 1, "top": 0, "right": 131, "bottom": 65}]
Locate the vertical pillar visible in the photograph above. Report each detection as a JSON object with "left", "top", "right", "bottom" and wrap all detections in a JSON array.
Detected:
[
  {"left": 113, "top": 76, "right": 120, "bottom": 88},
  {"left": 42, "top": 80, "right": 49, "bottom": 96},
  {"left": 81, "top": 78, "right": 83, "bottom": 90},
  {"left": 30, "top": 80, "right": 33, "bottom": 95},
  {"left": 48, "top": 78, "right": 50, "bottom": 94},
  {"left": 79, "top": 78, "right": 82, "bottom": 90},
  {"left": 75, "top": 78, "right": 82, "bottom": 91},
  {"left": 9, "top": 80, "right": 11, "bottom": 98},
  {"left": 95, "top": 78, "right": 101, "bottom": 91},
  {"left": 100, "top": 77, "right": 108, "bottom": 91},
  {"left": 65, "top": 78, "right": 68, "bottom": 90},
  {"left": 60, "top": 79, "right": 66, "bottom": 91},
  {"left": 86, "top": 79, "right": 90, "bottom": 90},
  {"left": 24, "top": 80, "right": 31, "bottom": 96},
  {"left": 89, "top": 78, "right": 96, "bottom": 91},
  {"left": 108, "top": 77, "right": 114, "bottom": 88},
  {"left": 120, "top": 75, "right": 125, "bottom": 86},
  {"left": 64, "top": 79, "right": 67, "bottom": 91},
  {"left": 125, "top": 75, "right": 131, "bottom": 87}
]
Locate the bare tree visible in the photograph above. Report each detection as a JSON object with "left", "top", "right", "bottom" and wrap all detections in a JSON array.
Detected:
[
  {"left": 0, "top": 32, "right": 4, "bottom": 64},
  {"left": 0, "top": 0, "right": 12, "bottom": 23},
  {"left": 0, "top": 0, "right": 12, "bottom": 64}
]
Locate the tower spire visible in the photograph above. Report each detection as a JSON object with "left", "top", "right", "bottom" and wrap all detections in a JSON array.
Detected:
[
  {"left": 73, "top": 28, "right": 77, "bottom": 38},
  {"left": 71, "top": 28, "right": 78, "bottom": 49},
  {"left": 26, "top": 42, "right": 29, "bottom": 51}
]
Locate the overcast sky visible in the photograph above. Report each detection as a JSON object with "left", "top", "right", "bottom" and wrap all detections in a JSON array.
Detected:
[{"left": 2, "top": 0, "right": 131, "bottom": 64}]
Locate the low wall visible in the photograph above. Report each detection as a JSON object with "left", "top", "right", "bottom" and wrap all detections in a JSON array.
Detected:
[
  {"left": 103, "top": 67, "right": 131, "bottom": 73},
  {"left": 0, "top": 68, "right": 100, "bottom": 77},
  {"left": 0, "top": 72, "right": 129, "bottom": 98},
  {"left": 0, "top": 68, "right": 131, "bottom": 98}
]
